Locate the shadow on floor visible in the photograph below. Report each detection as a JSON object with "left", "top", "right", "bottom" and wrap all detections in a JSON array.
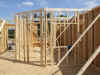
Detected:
[{"left": 0, "top": 57, "right": 43, "bottom": 67}]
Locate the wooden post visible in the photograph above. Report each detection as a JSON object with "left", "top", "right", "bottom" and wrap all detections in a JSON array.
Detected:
[
  {"left": 50, "top": 11, "right": 55, "bottom": 65},
  {"left": 44, "top": 8, "right": 47, "bottom": 65},
  {"left": 15, "top": 15, "right": 18, "bottom": 60},
  {"left": 22, "top": 16, "right": 26, "bottom": 62},
  {"left": 40, "top": 9, "right": 44, "bottom": 66},
  {"left": 26, "top": 13, "right": 30, "bottom": 63},
  {"left": 53, "top": 17, "right": 56, "bottom": 65},
  {"left": 16, "top": 15, "right": 21, "bottom": 60},
  {"left": 58, "top": 13, "right": 61, "bottom": 62},
  {"left": 66, "top": 11, "right": 69, "bottom": 64},
  {"left": 76, "top": 11, "right": 80, "bottom": 64},
  {"left": 14, "top": 16, "right": 17, "bottom": 59}
]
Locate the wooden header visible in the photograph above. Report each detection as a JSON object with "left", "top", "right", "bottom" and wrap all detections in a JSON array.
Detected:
[
  {"left": 16, "top": 8, "right": 91, "bottom": 16},
  {"left": 16, "top": 9, "right": 42, "bottom": 15},
  {"left": 45, "top": 8, "right": 91, "bottom": 11}
]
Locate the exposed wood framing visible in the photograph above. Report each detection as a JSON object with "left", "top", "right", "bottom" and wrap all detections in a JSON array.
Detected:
[
  {"left": 0, "top": 20, "right": 8, "bottom": 54},
  {"left": 15, "top": 8, "right": 90, "bottom": 66}
]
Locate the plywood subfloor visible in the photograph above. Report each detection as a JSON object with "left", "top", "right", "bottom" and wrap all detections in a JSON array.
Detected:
[{"left": 0, "top": 48, "right": 100, "bottom": 75}]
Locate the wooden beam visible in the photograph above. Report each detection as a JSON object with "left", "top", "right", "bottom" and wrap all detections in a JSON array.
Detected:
[{"left": 16, "top": 9, "right": 42, "bottom": 15}]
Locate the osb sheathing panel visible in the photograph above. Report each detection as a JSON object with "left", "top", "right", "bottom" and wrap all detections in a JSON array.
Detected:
[
  {"left": 56, "top": 24, "right": 73, "bottom": 64},
  {"left": 56, "top": 24, "right": 70, "bottom": 46},
  {"left": 54, "top": 7, "right": 100, "bottom": 66},
  {"left": 58, "top": 6, "right": 100, "bottom": 67},
  {"left": 32, "top": 23, "right": 40, "bottom": 47},
  {"left": 79, "top": 6, "right": 100, "bottom": 67},
  {"left": 79, "top": 22, "right": 85, "bottom": 59},
  {"left": 71, "top": 23, "right": 78, "bottom": 55},
  {"left": 81, "top": 13, "right": 90, "bottom": 60},
  {"left": 92, "top": 6, "right": 100, "bottom": 67}
]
